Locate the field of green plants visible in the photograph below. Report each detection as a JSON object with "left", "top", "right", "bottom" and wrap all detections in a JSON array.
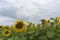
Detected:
[{"left": 0, "top": 17, "right": 60, "bottom": 40}]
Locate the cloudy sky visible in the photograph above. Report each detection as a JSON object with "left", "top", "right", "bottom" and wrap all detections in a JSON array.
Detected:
[{"left": 0, "top": 0, "right": 60, "bottom": 25}]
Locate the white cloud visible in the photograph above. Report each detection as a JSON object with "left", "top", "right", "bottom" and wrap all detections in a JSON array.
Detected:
[
  {"left": 0, "top": 15, "right": 15, "bottom": 25},
  {"left": 0, "top": 0, "right": 60, "bottom": 23}
]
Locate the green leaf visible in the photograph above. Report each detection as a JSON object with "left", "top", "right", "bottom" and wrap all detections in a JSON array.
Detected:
[{"left": 47, "top": 31, "right": 55, "bottom": 38}]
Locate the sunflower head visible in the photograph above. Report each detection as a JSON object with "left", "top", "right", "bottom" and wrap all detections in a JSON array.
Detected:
[
  {"left": 46, "top": 20, "right": 50, "bottom": 26},
  {"left": 13, "top": 20, "right": 27, "bottom": 32},
  {"left": 55, "top": 17, "right": 60, "bottom": 25},
  {"left": 2, "top": 29, "right": 11, "bottom": 37},
  {"left": 41, "top": 19, "right": 46, "bottom": 25},
  {"left": 29, "top": 22, "right": 33, "bottom": 26},
  {"left": 29, "top": 22, "right": 33, "bottom": 30},
  {"left": 0, "top": 25, "right": 2, "bottom": 28}
]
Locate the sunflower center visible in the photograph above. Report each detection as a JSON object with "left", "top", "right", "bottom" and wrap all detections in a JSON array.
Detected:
[
  {"left": 5, "top": 31, "right": 9, "bottom": 34},
  {"left": 16, "top": 22, "right": 23, "bottom": 29},
  {"left": 0, "top": 26, "right": 2, "bottom": 28}
]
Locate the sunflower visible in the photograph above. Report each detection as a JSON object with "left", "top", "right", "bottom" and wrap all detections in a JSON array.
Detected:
[
  {"left": 46, "top": 20, "right": 50, "bottom": 26},
  {"left": 13, "top": 20, "right": 27, "bottom": 32},
  {"left": 29, "top": 22, "right": 33, "bottom": 30},
  {"left": 41, "top": 19, "right": 46, "bottom": 25},
  {"left": 2, "top": 29, "right": 11, "bottom": 37},
  {"left": 0, "top": 25, "right": 2, "bottom": 28},
  {"left": 41, "top": 19, "right": 50, "bottom": 26},
  {"left": 55, "top": 17, "right": 60, "bottom": 26}
]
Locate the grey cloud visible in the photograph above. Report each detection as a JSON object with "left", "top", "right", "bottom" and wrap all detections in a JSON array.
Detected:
[
  {"left": 0, "top": 7, "right": 17, "bottom": 19},
  {"left": 0, "top": 0, "right": 60, "bottom": 22}
]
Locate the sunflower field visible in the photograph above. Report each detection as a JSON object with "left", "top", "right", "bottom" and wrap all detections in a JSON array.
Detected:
[{"left": 0, "top": 17, "right": 60, "bottom": 40}]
